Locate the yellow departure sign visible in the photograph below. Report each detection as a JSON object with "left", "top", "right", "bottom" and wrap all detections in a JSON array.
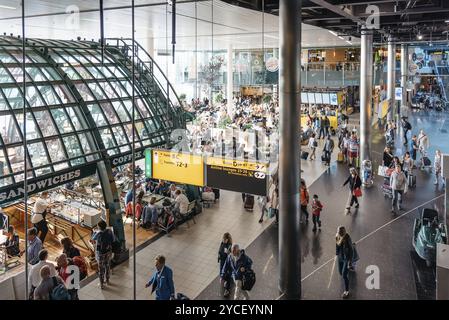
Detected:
[
  {"left": 206, "top": 157, "right": 268, "bottom": 173},
  {"left": 152, "top": 150, "right": 204, "bottom": 186}
]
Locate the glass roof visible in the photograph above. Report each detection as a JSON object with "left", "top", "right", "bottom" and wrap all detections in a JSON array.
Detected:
[{"left": 0, "top": 36, "right": 176, "bottom": 188}]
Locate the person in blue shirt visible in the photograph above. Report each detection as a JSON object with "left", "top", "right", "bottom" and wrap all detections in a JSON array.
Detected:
[
  {"left": 220, "top": 244, "right": 253, "bottom": 300},
  {"left": 145, "top": 255, "right": 175, "bottom": 300},
  {"left": 27, "top": 227, "right": 42, "bottom": 265}
]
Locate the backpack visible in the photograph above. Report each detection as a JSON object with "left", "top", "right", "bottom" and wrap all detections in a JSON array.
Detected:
[
  {"left": 71, "top": 256, "right": 88, "bottom": 280},
  {"left": 50, "top": 277, "right": 71, "bottom": 300},
  {"left": 405, "top": 121, "right": 412, "bottom": 130},
  {"left": 242, "top": 269, "right": 256, "bottom": 291},
  {"left": 312, "top": 140, "right": 318, "bottom": 148},
  {"left": 96, "top": 230, "right": 113, "bottom": 255}
]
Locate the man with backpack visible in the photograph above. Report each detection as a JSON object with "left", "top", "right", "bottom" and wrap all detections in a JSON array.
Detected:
[
  {"left": 34, "top": 265, "right": 69, "bottom": 300},
  {"left": 401, "top": 117, "right": 412, "bottom": 145},
  {"left": 220, "top": 244, "right": 253, "bottom": 300},
  {"left": 91, "top": 220, "right": 114, "bottom": 289}
]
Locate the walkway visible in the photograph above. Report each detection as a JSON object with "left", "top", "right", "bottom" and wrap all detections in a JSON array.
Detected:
[
  {"left": 197, "top": 109, "right": 448, "bottom": 300},
  {"left": 78, "top": 144, "right": 335, "bottom": 300}
]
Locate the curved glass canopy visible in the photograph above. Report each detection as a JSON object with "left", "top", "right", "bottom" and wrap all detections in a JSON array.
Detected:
[{"left": 0, "top": 36, "right": 184, "bottom": 190}]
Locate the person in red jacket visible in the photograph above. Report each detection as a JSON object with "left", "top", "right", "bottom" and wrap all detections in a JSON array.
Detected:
[{"left": 311, "top": 194, "right": 323, "bottom": 232}]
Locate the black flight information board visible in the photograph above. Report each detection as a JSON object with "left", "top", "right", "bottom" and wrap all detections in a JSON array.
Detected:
[{"left": 206, "top": 157, "right": 268, "bottom": 196}]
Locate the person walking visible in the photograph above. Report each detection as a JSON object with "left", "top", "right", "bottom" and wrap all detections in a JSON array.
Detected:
[
  {"left": 220, "top": 244, "right": 253, "bottom": 300},
  {"left": 402, "top": 152, "right": 413, "bottom": 178},
  {"left": 390, "top": 165, "right": 407, "bottom": 213},
  {"left": 336, "top": 226, "right": 353, "bottom": 299},
  {"left": 418, "top": 129, "right": 430, "bottom": 160},
  {"left": 218, "top": 233, "right": 233, "bottom": 297},
  {"left": 323, "top": 135, "right": 335, "bottom": 166},
  {"left": 410, "top": 135, "right": 419, "bottom": 168},
  {"left": 300, "top": 179, "right": 310, "bottom": 224},
  {"left": 323, "top": 116, "right": 331, "bottom": 137},
  {"left": 311, "top": 195, "right": 323, "bottom": 232},
  {"left": 382, "top": 146, "right": 394, "bottom": 168},
  {"left": 308, "top": 133, "right": 318, "bottom": 160},
  {"left": 342, "top": 167, "right": 362, "bottom": 213},
  {"left": 401, "top": 117, "right": 412, "bottom": 146},
  {"left": 145, "top": 255, "right": 175, "bottom": 300},
  {"left": 260, "top": 178, "right": 279, "bottom": 224},
  {"left": 91, "top": 220, "right": 114, "bottom": 289},
  {"left": 318, "top": 116, "right": 325, "bottom": 139},
  {"left": 348, "top": 132, "right": 360, "bottom": 168}
]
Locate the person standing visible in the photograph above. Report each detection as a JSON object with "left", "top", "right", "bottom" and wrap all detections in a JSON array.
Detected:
[
  {"left": 418, "top": 129, "right": 430, "bottom": 160},
  {"left": 218, "top": 233, "right": 233, "bottom": 297},
  {"left": 91, "top": 220, "right": 114, "bottom": 289},
  {"left": 348, "top": 132, "right": 360, "bottom": 168},
  {"left": 27, "top": 227, "right": 43, "bottom": 266},
  {"left": 300, "top": 179, "right": 310, "bottom": 224},
  {"left": 220, "top": 244, "right": 253, "bottom": 300},
  {"left": 410, "top": 135, "right": 419, "bottom": 167},
  {"left": 60, "top": 237, "right": 80, "bottom": 259},
  {"left": 342, "top": 168, "right": 362, "bottom": 213},
  {"left": 308, "top": 133, "right": 317, "bottom": 160},
  {"left": 336, "top": 226, "right": 353, "bottom": 299},
  {"left": 31, "top": 191, "right": 51, "bottom": 244},
  {"left": 434, "top": 149, "right": 444, "bottom": 185},
  {"left": 28, "top": 249, "right": 57, "bottom": 299},
  {"left": 402, "top": 152, "right": 413, "bottom": 178},
  {"left": 323, "top": 135, "right": 335, "bottom": 166},
  {"left": 56, "top": 253, "right": 78, "bottom": 300},
  {"left": 311, "top": 195, "right": 323, "bottom": 232},
  {"left": 33, "top": 266, "right": 67, "bottom": 300},
  {"left": 145, "top": 255, "right": 175, "bottom": 300},
  {"left": 260, "top": 178, "right": 279, "bottom": 224},
  {"left": 382, "top": 146, "right": 394, "bottom": 168},
  {"left": 318, "top": 116, "right": 325, "bottom": 139},
  {"left": 323, "top": 116, "right": 331, "bottom": 137},
  {"left": 390, "top": 165, "right": 407, "bottom": 213},
  {"left": 4, "top": 226, "right": 20, "bottom": 257}
]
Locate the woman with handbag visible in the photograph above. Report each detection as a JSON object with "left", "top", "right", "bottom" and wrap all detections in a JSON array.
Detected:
[
  {"left": 342, "top": 167, "right": 362, "bottom": 213},
  {"left": 336, "top": 226, "right": 353, "bottom": 299}
]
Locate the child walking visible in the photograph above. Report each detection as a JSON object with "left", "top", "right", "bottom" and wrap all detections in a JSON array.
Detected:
[{"left": 311, "top": 194, "right": 323, "bottom": 232}]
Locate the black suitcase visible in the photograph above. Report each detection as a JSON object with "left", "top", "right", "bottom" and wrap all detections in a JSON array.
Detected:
[
  {"left": 423, "top": 157, "right": 431, "bottom": 167},
  {"left": 212, "top": 188, "right": 220, "bottom": 200},
  {"left": 408, "top": 174, "right": 416, "bottom": 188},
  {"left": 321, "top": 154, "right": 329, "bottom": 162},
  {"left": 301, "top": 151, "right": 309, "bottom": 160},
  {"left": 244, "top": 195, "right": 254, "bottom": 211}
]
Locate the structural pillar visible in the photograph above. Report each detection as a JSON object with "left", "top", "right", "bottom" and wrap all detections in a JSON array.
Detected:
[
  {"left": 278, "top": 0, "right": 301, "bottom": 300},
  {"left": 227, "top": 44, "right": 233, "bottom": 117},
  {"left": 387, "top": 37, "right": 396, "bottom": 121},
  {"left": 360, "top": 27, "right": 373, "bottom": 162},
  {"left": 401, "top": 44, "right": 408, "bottom": 117}
]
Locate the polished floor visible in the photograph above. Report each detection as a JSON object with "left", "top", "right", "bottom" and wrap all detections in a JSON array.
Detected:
[{"left": 198, "top": 109, "right": 448, "bottom": 300}]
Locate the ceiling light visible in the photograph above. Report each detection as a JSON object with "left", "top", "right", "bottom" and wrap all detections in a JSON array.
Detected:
[
  {"left": 328, "top": 30, "right": 338, "bottom": 37},
  {"left": 346, "top": 40, "right": 353, "bottom": 45},
  {"left": 417, "top": 33, "right": 423, "bottom": 40},
  {"left": 0, "top": 5, "right": 16, "bottom": 9},
  {"left": 445, "top": 20, "right": 449, "bottom": 23},
  {"left": 338, "top": 36, "right": 345, "bottom": 40}
]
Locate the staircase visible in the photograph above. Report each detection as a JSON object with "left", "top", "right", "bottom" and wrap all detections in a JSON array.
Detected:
[{"left": 105, "top": 39, "right": 187, "bottom": 138}]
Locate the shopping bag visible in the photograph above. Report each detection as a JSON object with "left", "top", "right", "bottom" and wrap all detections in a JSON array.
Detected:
[
  {"left": 353, "top": 188, "right": 362, "bottom": 197},
  {"left": 377, "top": 165, "right": 388, "bottom": 177}
]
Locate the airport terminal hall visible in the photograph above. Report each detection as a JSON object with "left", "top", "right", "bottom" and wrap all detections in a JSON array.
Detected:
[{"left": 0, "top": 0, "right": 449, "bottom": 305}]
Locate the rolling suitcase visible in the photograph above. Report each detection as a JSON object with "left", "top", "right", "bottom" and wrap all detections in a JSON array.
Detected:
[
  {"left": 337, "top": 152, "right": 344, "bottom": 163},
  {"left": 244, "top": 195, "right": 254, "bottom": 211},
  {"left": 212, "top": 188, "right": 220, "bottom": 200},
  {"left": 408, "top": 174, "right": 416, "bottom": 188},
  {"left": 422, "top": 157, "right": 431, "bottom": 167},
  {"left": 301, "top": 151, "right": 309, "bottom": 160}
]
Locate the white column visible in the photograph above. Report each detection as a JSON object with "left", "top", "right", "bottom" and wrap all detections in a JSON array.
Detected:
[
  {"left": 401, "top": 44, "right": 408, "bottom": 117},
  {"left": 387, "top": 37, "right": 396, "bottom": 121},
  {"left": 227, "top": 43, "right": 233, "bottom": 117},
  {"left": 360, "top": 27, "right": 373, "bottom": 162}
]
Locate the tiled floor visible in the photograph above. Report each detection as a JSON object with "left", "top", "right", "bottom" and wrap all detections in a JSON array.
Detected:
[{"left": 78, "top": 145, "right": 335, "bottom": 300}]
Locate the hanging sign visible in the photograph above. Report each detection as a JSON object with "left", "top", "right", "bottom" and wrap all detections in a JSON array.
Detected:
[{"left": 265, "top": 57, "right": 279, "bottom": 72}]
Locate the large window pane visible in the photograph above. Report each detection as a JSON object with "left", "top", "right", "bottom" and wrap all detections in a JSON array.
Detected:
[
  {"left": 2, "top": 87, "right": 23, "bottom": 109},
  {"left": 63, "top": 135, "right": 85, "bottom": 165},
  {"left": 33, "top": 110, "right": 58, "bottom": 137},
  {"left": 38, "top": 85, "right": 60, "bottom": 105},
  {"left": 88, "top": 104, "right": 108, "bottom": 126},
  {"left": 53, "top": 85, "right": 75, "bottom": 103},
  {"left": 0, "top": 114, "right": 21, "bottom": 144},
  {"left": 45, "top": 138, "right": 66, "bottom": 162},
  {"left": 16, "top": 113, "right": 40, "bottom": 140},
  {"left": 100, "top": 102, "right": 120, "bottom": 124},
  {"left": 26, "top": 86, "right": 45, "bottom": 107},
  {"left": 50, "top": 108, "right": 73, "bottom": 133},
  {"left": 0, "top": 67, "right": 13, "bottom": 83}
]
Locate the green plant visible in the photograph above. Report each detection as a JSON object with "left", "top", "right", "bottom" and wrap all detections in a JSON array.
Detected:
[
  {"left": 215, "top": 92, "right": 224, "bottom": 103},
  {"left": 199, "top": 55, "right": 224, "bottom": 102},
  {"left": 262, "top": 95, "right": 271, "bottom": 104}
]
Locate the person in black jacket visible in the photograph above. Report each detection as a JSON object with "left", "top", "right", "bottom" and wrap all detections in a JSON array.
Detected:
[
  {"left": 342, "top": 167, "right": 362, "bottom": 213},
  {"left": 382, "top": 147, "right": 394, "bottom": 168},
  {"left": 336, "top": 226, "right": 353, "bottom": 299},
  {"left": 221, "top": 244, "right": 253, "bottom": 300},
  {"left": 218, "top": 233, "right": 233, "bottom": 297},
  {"left": 60, "top": 237, "right": 81, "bottom": 259}
]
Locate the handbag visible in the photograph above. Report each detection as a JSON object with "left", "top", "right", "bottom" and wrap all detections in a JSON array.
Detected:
[
  {"left": 353, "top": 188, "right": 362, "bottom": 197},
  {"left": 377, "top": 165, "right": 388, "bottom": 177}
]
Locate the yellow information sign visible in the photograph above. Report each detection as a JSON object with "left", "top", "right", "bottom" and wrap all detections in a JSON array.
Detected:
[
  {"left": 152, "top": 150, "right": 204, "bottom": 186},
  {"left": 206, "top": 157, "right": 268, "bottom": 173}
]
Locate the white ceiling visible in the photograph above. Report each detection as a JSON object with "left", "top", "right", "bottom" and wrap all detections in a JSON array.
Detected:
[{"left": 0, "top": 0, "right": 360, "bottom": 51}]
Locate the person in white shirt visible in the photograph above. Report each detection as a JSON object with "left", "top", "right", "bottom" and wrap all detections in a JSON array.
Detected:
[
  {"left": 307, "top": 133, "right": 317, "bottom": 160},
  {"left": 28, "top": 249, "right": 57, "bottom": 299},
  {"left": 31, "top": 192, "right": 51, "bottom": 244},
  {"left": 417, "top": 129, "right": 429, "bottom": 159},
  {"left": 434, "top": 149, "right": 444, "bottom": 186},
  {"left": 173, "top": 190, "right": 189, "bottom": 215}
]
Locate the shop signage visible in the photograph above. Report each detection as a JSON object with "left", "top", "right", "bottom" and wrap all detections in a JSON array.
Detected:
[
  {"left": 265, "top": 57, "right": 279, "bottom": 72},
  {"left": 0, "top": 164, "right": 97, "bottom": 205},
  {"left": 395, "top": 87, "right": 402, "bottom": 101},
  {"left": 205, "top": 157, "right": 268, "bottom": 196},
  {"left": 110, "top": 148, "right": 146, "bottom": 167},
  {"left": 152, "top": 150, "right": 204, "bottom": 186}
]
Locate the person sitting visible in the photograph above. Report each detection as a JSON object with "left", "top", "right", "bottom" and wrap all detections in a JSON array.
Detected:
[
  {"left": 173, "top": 189, "right": 189, "bottom": 218},
  {"left": 4, "top": 225, "right": 20, "bottom": 257},
  {"left": 155, "top": 180, "right": 170, "bottom": 197},
  {"left": 125, "top": 190, "right": 144, "bottom": 221},
  {"left": 169, "top": 184, "right": 178, "bottom": 199},
  {"left": 141, "top": 197, "right": 159, "bottom": 229}
]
